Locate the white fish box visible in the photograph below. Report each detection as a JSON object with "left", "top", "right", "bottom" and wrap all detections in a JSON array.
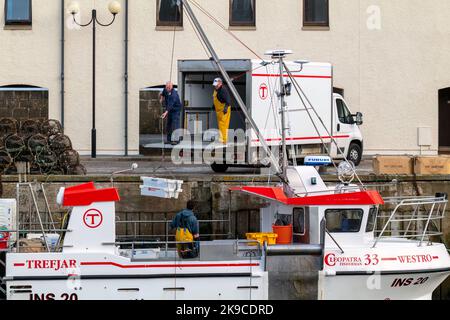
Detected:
[
  {"left": 26, "top": 233, "right": 44, "bottom": 240},
  {"left": 140, "top": 177, "right": 183, "bottom": 199},
  {"left": 42, "top": 234, "right": 60, "bottom": 251},
  {"left": 132, "top": 248, "right": 161, "bottom": 260}
]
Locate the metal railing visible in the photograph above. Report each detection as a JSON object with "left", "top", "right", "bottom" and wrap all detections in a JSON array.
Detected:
[
  {"left": 115, "top": 217, "right": 234, "bottom": 255},
  {"left": 373, "top": 195, "right": 448, "bottom": 248},
  {"left": 13, "top": 182, "right": 62, "bottom": 252},
  {"left": 103, "top": 239, "right": 262, "bottom": 260},
  {"left": 116, "top": 218, "right": 232, "bottom": 240},
  {"left": 292, "top": 181, "right": 398, "bottom": 197},
  {"left": 0, "top": 182, "right": 73, "bottom": 254}
]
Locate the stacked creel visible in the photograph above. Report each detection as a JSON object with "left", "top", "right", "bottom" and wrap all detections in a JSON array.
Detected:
[{"left": 0, "top": 118, "right": 86, "bottom": 175}]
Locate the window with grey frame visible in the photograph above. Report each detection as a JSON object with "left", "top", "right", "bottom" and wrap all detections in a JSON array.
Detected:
[
  {"left": 293, "top": 208, "right": 306, "bottom": 236},
  {"left": 157, "top": 0, "right": 183, "bottom": 27},
  {"left": 5, "top": 0, "right": 32, "bottom": 25},
  {"left": 230, "top": 0, "right": 255, "bottom": 27},
  {"left": 325, "top": 209, "right": 364, "bottom": 233},
  {"left": 303, "top": 0, "right": 329, "bottom": 27},
  {"left": 365, "top": 206, "right": 378, "bottom": 233}
]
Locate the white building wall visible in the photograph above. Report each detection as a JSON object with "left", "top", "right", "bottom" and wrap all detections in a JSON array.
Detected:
[{"left": 0, "top": 0, "right": 449, "bottom": 155}]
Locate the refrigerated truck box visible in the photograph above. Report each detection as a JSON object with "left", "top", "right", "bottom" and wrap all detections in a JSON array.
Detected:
[{"left": 177, "top": 59, "right": 364, "bottom": 168}]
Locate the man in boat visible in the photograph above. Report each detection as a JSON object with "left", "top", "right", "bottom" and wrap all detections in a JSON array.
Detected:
[
  {"left": 212, "top": 78, "right": 232, "bottom": 144},
  {"left": 170, "top": 200, "right": 200, "bottom": 259},
  {"left": 160, "top": 81, "right": 182, "bottom": 145}
]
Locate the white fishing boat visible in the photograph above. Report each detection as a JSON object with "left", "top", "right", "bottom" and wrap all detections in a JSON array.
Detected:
[
  {"left": 1, "top": 160, "right": 449, "bottom": 300},
  {"left": 1, "top": 0, "right": 449, "bottom": 300}
]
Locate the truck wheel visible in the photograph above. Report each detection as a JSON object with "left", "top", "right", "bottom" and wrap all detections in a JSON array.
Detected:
[
  {"left": 347, "top": 143, "right": 362, "bottom": 166},
  {"left": 211, "top": 163, "right": 229, "bottom": 173}
]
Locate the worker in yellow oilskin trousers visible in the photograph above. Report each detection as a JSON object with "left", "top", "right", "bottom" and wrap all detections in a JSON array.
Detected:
[{"left": 212, "top": 78, "right": 231, "bottom": 144}]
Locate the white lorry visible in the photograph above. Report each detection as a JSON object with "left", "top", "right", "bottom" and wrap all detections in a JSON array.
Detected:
[{"left": 177, "top": 59, "right": 364, "bottom": 172}]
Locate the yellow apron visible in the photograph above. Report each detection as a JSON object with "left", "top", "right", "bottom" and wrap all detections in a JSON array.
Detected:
[
  {"left": 213, "top": 90, "right": 231, "bottom": 143},
  {"left": 176, "top": 226, "right": 194, "bottom": 258}
]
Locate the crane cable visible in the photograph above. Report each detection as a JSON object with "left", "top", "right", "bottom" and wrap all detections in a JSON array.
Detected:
[
  {"left": 169, "top": 25, "right": 177, "bottom": 82},
  {"left": 187, "top": 0, "right": 263, "bottom": 60}
]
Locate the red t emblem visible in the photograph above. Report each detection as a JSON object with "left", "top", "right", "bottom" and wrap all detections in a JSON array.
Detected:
[
  {"left": 83, "top": 209, "right": 103, "bottom": 229},
  {"left": 259, "top": 83, "right": 268, "bottom": 100}
]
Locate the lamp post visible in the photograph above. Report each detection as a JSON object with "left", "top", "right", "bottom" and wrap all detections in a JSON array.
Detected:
[{"left": 69, "top": 1, "right": 121, "bottom": 158}]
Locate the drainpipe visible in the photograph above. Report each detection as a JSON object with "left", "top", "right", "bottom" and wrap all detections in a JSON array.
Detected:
[
  {"left": 124, "top": 0, "right": 129, "bottom": 156},
  {"left": 61, "top": 0, "right": 65, "bottom": 128}
]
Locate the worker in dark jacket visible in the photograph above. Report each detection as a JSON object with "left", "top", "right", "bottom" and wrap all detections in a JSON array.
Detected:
[
  {"left": 160, "top": 81, "right": 182, "bottom": 145},
  {"left": 212, "top": 78, "right": 232, "bottom": 144},
  {"left": 170, "top": 200, "right": 200, "bottom": 259}
]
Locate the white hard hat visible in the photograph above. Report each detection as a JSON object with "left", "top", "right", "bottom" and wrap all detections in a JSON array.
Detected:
[{"left": 212, "top": 78, "right": 222, "bottom": 86}]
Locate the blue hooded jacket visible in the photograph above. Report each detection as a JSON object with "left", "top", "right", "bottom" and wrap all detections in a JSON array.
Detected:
[
  {"left": 161, "top": 88, "right": 182, "bottom": 113},
  {"left": 170, "top": 209, "right": 199, "bottom": 235}
]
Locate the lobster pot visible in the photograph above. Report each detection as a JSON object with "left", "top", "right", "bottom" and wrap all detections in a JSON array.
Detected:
[
  {"left": 49, "top": 134, "right": 72, "bottom": 155},
  {"left": 140, "top": 177, "right": 183, "bottom": 199},
  {"left": 60, "top": 149, "right": 80, "bottom": 167},
  {"left": 0, "top": 118, "right": 18, "bottom": 136},
  {"left": 0, "top": 135, "right": 6, "bottom": 148},
  {"left": 67, "top": 164, "right": 87, "bottom": 175},
  {"left": 5, "top": 134, "right": 25, "bottom": 157},
  {"left": 35, "top": 148, "right": 58, "bottom": 173},
  {"left": 27, "top": 134, "right": 48, "bottom": 155},
  {"left": 20, "top": 119, "right": 41, "bottom": 138},
  {"left": 41, "top": 119, "right": 63, "bottom": 136},
  {"left": 0, "top": 118, "right": 86, "bottom": 175},
  {"left": 15, "top": 150, "right": 33, "bottom": 163},
  {"left": 0, "top": 150, "right": 13, "bottom": 169}
]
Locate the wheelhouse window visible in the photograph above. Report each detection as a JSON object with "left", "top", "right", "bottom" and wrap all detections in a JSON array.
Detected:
[
  {"left": 325, "top": 209, "right": 363, "bottom": 233},
  {"left": 230, "top": 0, "right": 255, "bottom": 27},
  {"left": 336, "top": 99, "right": 353, "bottom": 124},
  {"left": 293, "top": 208, "right": 305, "bottom": 236},
  {"left": 5, "top": 0, "right": 32, "bottom": 25},
  {"left": 157, "top": 0, "right": 183, "bottom": 27},
  {"left": 303, "top": 0, "right": 329, "bottom": 27},
  {"left": 365, "top": 207, "right": 378, "bottom": 232}
]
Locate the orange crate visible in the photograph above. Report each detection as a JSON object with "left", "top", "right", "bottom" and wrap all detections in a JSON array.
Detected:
[{"left": 245, "top": 232, "right": 278, "bottom": 246}]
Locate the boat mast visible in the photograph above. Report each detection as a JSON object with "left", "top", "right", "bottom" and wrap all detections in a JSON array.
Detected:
[
  {"left": 181, "top": 0, "right": 282, "bottom": 175},
  {"left": 276, "top": 53, "right": 289, "bottom": 180}
]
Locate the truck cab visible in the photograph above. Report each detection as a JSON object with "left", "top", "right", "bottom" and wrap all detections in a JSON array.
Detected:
[{"left": 332, "top": 93, "right": 364, "bottom": 165}]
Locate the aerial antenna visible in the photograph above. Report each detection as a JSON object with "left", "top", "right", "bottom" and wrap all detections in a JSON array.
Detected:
[{"left": 264, "top": 50, "right": 293, "bottom": 180}]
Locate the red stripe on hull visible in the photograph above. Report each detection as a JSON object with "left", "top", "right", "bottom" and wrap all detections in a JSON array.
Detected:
[{"left": 80, "top": 262, "right": 260, "bottom": 269}]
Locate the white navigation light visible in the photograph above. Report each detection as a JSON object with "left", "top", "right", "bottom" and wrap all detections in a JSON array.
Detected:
[
  {"left": 337, "top": 161, "right": 355, "bottom": 184},
  {"left": 56, "top": 187, "right": 65, "bottom": 205}
]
